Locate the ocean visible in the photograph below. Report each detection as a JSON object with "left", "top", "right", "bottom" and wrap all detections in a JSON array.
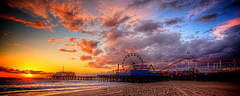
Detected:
[{"left": 0, "top": 78, "right": 132, "bottom": 96}]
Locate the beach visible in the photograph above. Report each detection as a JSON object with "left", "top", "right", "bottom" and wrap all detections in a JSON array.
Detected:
[{"left": 52, "top": 81, "right": 240, "bottom": 96}]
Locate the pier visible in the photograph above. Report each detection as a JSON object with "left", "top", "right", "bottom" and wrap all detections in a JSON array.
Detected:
[
  {"left": 49, "top": 76, "right": 98, "bottom": 80},
  {"left": 98, "top": 71, "right": 240, "bottom": 82}
]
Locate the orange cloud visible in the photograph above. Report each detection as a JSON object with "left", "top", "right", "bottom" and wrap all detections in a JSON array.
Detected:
[
  {"left": 86, "top": 61, "right": 111, "bottom": 69},
  {"left": 213, "top": 17, "right": 240, "bottom": 39},
  {"left": 48, "top": 39, "right": 55, "bottom": 44},
  {"left": 80, "top": 55, "right": 92, "bottom": 61},
  {"left": 3, "top": 32, "right": 11, "bottom": 36},
  {"left": 68, "top": 37, "right": 77, "bottom": 42},
  {"left": 93, "top": 49, "right": 103, "bottom": 56},
  {"left": 48, "top": 38, "right": 64, "bottom": 44},
  {"left": 8, "top": 43, "right": 20, "bottom": 46},
  {"left": 49, "top": 3, "right": 88, "bottom": 33},
  {"left": 81, "top": 47, "right": 93, "bottom": 54},
  {"left": 71, "top": 58, "right": 76, "bottom": 60},
  {"left": 5, "top": 0, "right": 48, "bottom": 18},
  {"left": 86, "top": 16, "right": 94, "bottom": 26},
  {"left": 61, "top": 44, "right": 74, "bottom": 47},
  {"left": 55, "top": 39, "right": 64, "bottom": 42},
  {"left": 78, "top": 38, "right": 99, "bottom": 55},
  {"left": 0, "top": 14, "right": 55, "bottom": 31},
  {"left": 58, "top": 48, "right": 77, "bottom": 53}
]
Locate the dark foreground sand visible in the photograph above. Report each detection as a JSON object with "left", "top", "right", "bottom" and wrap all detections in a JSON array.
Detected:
[{"left": 52, "top": 81, "right": 240, "bottom": 96}]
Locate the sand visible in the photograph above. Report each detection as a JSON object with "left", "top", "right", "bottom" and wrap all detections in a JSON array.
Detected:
[{"left": 51, "top": 81, "right": 240, "bottom": 96}]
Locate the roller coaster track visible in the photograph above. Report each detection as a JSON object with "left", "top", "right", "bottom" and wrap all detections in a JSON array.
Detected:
[
  {"left": 158, "top": 58, "right": 191, "bottom": 72},
  {"left": 157, "top": 58, "right": 239, "bottom": 72}
]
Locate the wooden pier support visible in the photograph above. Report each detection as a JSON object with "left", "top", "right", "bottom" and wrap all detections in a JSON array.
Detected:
[{"left": 50, "top": 76, "right": 97, "bottom": 80}]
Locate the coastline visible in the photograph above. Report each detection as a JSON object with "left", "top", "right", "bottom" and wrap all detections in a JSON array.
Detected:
[{"left": 49, "top": 81, "right": 240, "bottom": 96}]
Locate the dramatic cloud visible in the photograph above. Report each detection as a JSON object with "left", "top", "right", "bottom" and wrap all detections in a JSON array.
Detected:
[
  {"left": 224, "top": 25, "right": 240, "bottom": 35},
  {"left": 78, "top": 38, "right": 99, "bottom": 55},
  {"left": 188, "top": 0, "right": 218, "bottom": 18},
  {"left": 214, "top": 0, "right": 240, "bottom": 11},
  {"left": 68, "top": 37, "right": 77, "bottom": 42},
  {"left": 0, "top": 14, "right": 55, "bottom": 31},
  {"left": 213, "top": 17, "right": 240, "bottom": 39},
  {"left": 92, "top": 49, "right": 103, "bottom": 56},
  {"left": 58, "top": 48, "right": 77, "bottom": 53},
  {"left": 86, "top": 16, "right": 94, "bottom": 26},
  {"left": 164, "top": 17, "right": 183, "bottom": 26},
  {"left": 49, "top": 37, "right": 101, "bottom": 59},
  {"left": 134, "top": 20, "right": 161, "bottom": 33},
  {"left": 88, "top": 18, "right": 240, "bottom": 68},
  {"left": 4, "top": 0, "right": 238, "bottom": 70},
  {"left": 102, "top": 15, "right": 131, "bottom": 28},
  {"left": 80, "top": 55, "right": 92, "bottom": 61},
  {"left": 5, "top": 0, "right": 48, "bottom": 18},
  {"left": 91, "top": 29, "right": 185, "bottom": 68},
  {"left": 86, "top": 61, "right": 111, "bottom": 69},
  {"left": 195, "top": 13, "right": 219, "bottom": 22},
  {"left": 128, "top": 0, "right": 154, "bottom": 9},
  {"left": 50, "top": 3, "right": 94, "bottom": 34},
  {"left": 159, "top": 0, "right": 193, "bottom": 11}
]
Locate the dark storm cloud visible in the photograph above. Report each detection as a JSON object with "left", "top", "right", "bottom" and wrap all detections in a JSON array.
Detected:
[
  {"left": 164, "top": 17, "right": 183, "bottom": 26},
  {"left": 223, "top": 25, "right": 240, "bottom": 35},
  {"left": 195, "top": 13, "right": 219, "bottom": 22},
  {"left": 213, "top": 0, "right": 240, "bottom": 11},
  {"left": 223, "top": 0, "right": 240, "bottom": 9},
  {"left": 90, "top": 23, "right": 240, "bottom": 68},
  {"left": 133, "top": 20, "right": 162, "bottom": 33},
  {"left": 186, "top": 24, "right": 240, "bottom": 59}
]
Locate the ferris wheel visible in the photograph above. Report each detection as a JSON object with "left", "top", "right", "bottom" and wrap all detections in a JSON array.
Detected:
[{"left": 121, "top": 53, "right": 144, "bottom": 73}]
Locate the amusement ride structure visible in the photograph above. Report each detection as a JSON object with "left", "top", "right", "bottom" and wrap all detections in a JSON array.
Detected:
[{"left": 113, "top": 53, "right": 240, "bottom": 77}]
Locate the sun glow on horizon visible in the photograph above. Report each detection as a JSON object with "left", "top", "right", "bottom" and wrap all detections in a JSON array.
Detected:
[{"left": 21, "top": 73, "right": 33, "bottom": 78}]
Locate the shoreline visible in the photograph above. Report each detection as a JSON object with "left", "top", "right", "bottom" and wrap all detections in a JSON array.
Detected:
[{"left": 49, "top": 81, "right": 240, "bottom": 96}]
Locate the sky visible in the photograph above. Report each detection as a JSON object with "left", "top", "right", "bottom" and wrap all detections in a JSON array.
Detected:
[{"left": 0, "top": 0, "right": 240, "bottom": 74}]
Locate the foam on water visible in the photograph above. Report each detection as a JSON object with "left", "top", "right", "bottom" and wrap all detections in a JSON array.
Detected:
[{"left": 0, "top": 78, "right": 132, "bottom": 96}]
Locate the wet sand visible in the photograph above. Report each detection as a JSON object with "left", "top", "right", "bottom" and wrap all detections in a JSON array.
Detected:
[{"left": 51, "top": 81, "right": 240, "bottom": 96}]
